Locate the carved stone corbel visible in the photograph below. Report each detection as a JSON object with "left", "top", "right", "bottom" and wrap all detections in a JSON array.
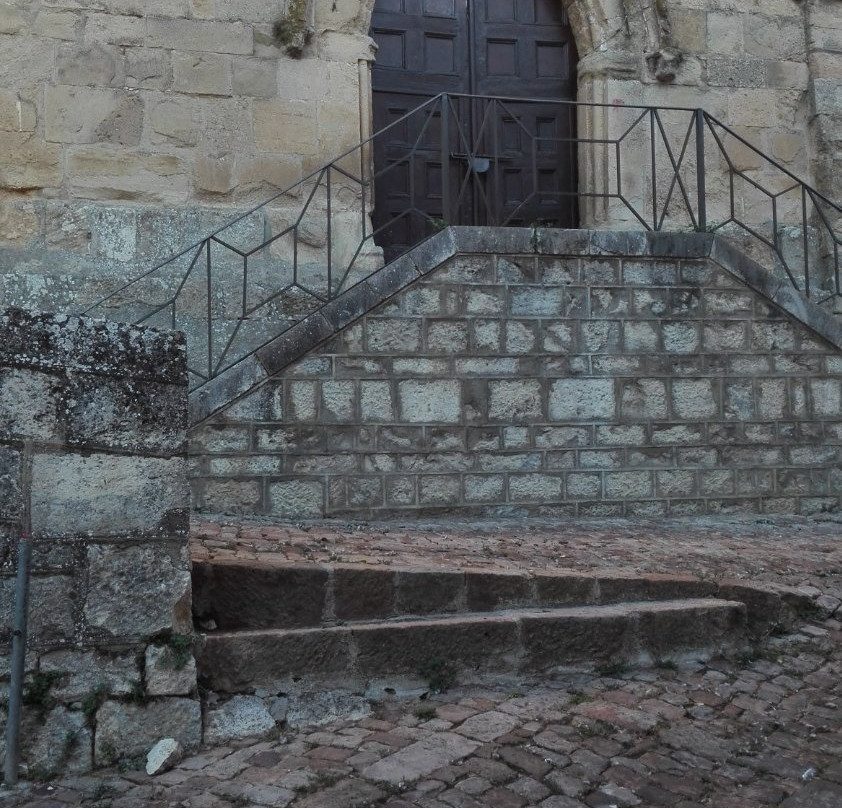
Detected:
[{"left": 625, "top": 0, "right": 683, "bottom": 82}]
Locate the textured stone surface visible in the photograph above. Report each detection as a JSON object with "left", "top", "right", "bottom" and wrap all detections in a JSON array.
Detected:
[
  {"left": 194, "top": 245, "right": 842, "bottom": 519},
  {"left": 94, "top": 699, "right": 202, "bottom": 763},
  {"left": 204, "top": 695, "right": 277, "bottom": 745},
  {"left": 85, "top": 543, "right": 192, "bottom": 637},
  {"left": 0, "top": 309, "right": 194, "bottom": 778},
  {"left": 145, "top": 738, "right": 184, "bottom": 776},
  {"left": 145, "top": 643, "right": 197, "bottom": 696}
]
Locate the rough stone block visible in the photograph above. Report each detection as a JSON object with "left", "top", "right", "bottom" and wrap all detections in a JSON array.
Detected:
[
  {"left": 346, "top": 476, "right": 383, "bottom": 507},
  {"left": 85, "top": 543, "right": 192, "bottom": 637},
  {"left": 509, "top": 473, "right": 562, "bottom": 503},
  {"left": 366, "top": 318, "right": 422, "bottom": 353},
  {"left": 671, "top": 380, "right": 718, "bottom": 419},
  {"left": 504, "top": 321, "right": 538, "bottom": 354},
  {"left": 31, "top": 453, "right": 187, "bottom": 538},
  {"left": 811, "top": 379, "right": 842, "bottom": 416},
  {"left": 550, "top": 379, "right": 616, "bottom": 421},
  {"left": 146, "top": 17, "right": 253, "bottom": 54},
  {"left": 386, "top": 475, "right": 416, "bottom": 506},
  {"left": 0, "top": 4, "right": 27, "bottom": 34},
  {"left": 566, "top": 473, "right": 602, "bottom": 499},
  {"left": 67, "top": 147, "right": 189, "bottom": 203},
  {"left": 605, "top": 471, "right": 653, "bottom": 499},
  {"left": 0, "top": 573, "right": 76, "bottom": 646},
  {"left": 360, "top": 380, "right": 394, "bottom": 422},
  {"left": 268, "top": 478, "right": 324, "bottom": 518},
  {"left": 333, "top": 567, "right": 395, "bottom": 621},
  {"left": 254, "top": 98, "right": 319, "bottom": 155},
  {"left": 173, "top": 51, "right": 232, "bottom": 95},
  {"left": 145, "top": 644, "right": 198, "bottom": 696},
  {"left": 23, "top": 707, "right": 92, "bottom": 776},
  {"left": 199, "top": 630, "right": 352, "bottom": 692},
  {"left": 398, "top": 380, "right": 461, "bottom": 423},
  {"left": 418, "top": 474, "right": 461, "bottom": 505},
  {"left": 0, "top": 132, "right": 62, "bottom": 189},
  {"left": 621, "top": 379, "right": 667, "bottom": 420},
  {"left": 192, "top": 560, "right": 327, "bottom": 630},
  {"left": 464, "top": 474, "right": 505, "bottom": 503},
  {"left": 47, "top": 84, "right": 143, "bottom": 145},
  {"left": 204, "top": 695, "right": 276, "bottom": 745},
  {"left": 40, "top": 649, "right": 141, "bottom": 701},
  {"left": 425, "top": 320, "right": 468, "bottom": 354},
  {"left": 488, "top": 380, "right": 543, "bottom": 422},
  {"left": 581, "top": 321, "right": 620, "bottom": 353},
  {"left": 94, "top": 698, "right": 201, "bottom": 764}
]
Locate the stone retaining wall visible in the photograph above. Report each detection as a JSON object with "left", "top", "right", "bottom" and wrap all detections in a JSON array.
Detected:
[
  {"left": 191, "top": 233, "right": 842, "bottom": 519},
  {"left": 0, "top": 308, "right": 198, "bottom": 778}
]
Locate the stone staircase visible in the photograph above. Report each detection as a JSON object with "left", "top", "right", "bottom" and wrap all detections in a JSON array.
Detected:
[{"left": 192, "top": 558, "right": 810, "bottom": 697}]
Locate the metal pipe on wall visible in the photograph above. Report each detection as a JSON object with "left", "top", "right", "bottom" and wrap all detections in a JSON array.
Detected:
[{"left": 4, "top": 535, "right": 32, "bottom": 786}]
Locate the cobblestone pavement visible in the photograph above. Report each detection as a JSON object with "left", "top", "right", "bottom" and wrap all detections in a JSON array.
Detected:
[{"left": 5, "top": 514, "right": 842, "bottom": 808}]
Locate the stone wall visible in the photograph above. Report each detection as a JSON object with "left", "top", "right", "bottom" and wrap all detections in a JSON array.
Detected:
[
  {"left": 0, "top": 308, "right": 198, "bottom": 778},
  {"left": 1, "top": 0, "right": 841, "bottom": 343},
  {"left": 191, "top": 234, "right": 842, "bottom": 520},
  {"left": 1, "top": 2, "right": 839, "bottom": 284},
  {"left": 0, "top": 0, "right": 375, "bottom": 302}
]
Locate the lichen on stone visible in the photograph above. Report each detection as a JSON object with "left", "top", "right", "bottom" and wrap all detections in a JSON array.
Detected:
[{"left": 273, "top": 0, "right": 313, "bottom": 58}]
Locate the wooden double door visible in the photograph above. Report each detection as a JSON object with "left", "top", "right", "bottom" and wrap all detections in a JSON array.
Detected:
[{"left": 370, "top": 0, "right": 578, "bottom": 256}]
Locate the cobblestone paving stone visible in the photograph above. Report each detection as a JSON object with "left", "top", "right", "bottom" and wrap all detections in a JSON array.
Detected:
[{"left": 5, "top": 514, "right": 842, "bottom": 808}]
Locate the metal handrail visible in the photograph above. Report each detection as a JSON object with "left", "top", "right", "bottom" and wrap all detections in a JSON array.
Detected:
[{"left": 81, "top": 93, "right": 842, "bottom": 389}]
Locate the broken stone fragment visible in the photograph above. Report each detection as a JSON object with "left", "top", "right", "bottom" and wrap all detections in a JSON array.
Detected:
[{"left": 146, "top": 738, "right": 183, "bottom": 776}]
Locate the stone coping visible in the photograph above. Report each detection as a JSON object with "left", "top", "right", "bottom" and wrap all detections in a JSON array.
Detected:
[{"left": 188, "top": 228, "right": 842, "bottom": 425}]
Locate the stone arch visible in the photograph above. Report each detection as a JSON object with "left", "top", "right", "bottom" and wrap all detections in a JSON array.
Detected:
[
  {"left": 562, "top": 0, "right": 682, "bottom": 85},
  {"left": 356, "top": 0, "right": 681, "bottom": 99}
]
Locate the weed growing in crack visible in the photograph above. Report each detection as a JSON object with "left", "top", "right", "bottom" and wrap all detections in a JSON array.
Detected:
[{"left": 418, "top": 658, "right": 457, "bottom": 694}]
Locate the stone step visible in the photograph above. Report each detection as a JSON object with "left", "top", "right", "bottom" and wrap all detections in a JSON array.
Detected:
[
  {"left": 197, "top": 598, "right": 748, "bottom": 693},
  {"left": 192, "top": 559, "right": 807, "bottom": 636}
]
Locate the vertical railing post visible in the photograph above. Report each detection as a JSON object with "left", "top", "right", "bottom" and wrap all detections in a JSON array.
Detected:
[
  {"left": 441, "top": 94, "right": 450, "bottom": 226},
  {"left": 4, "top": 534, "right": 32, "bottom": 786},
  {"left": 695, "top": 108, "right": 707, "bottom": 232}
]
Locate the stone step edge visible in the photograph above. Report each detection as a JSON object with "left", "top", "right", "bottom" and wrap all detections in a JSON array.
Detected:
[
  {"left": 192, "top": 560, "right": 810, "bottom": 636},
  {"left": 197, "top": 598, "right": 748, "bottom": 693}
]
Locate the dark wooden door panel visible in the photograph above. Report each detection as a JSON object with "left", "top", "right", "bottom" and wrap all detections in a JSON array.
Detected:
[{"left": 370, "top": 0, "right": 577, "bottom": 255}]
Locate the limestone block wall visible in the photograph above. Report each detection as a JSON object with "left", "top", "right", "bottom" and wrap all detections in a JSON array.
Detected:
[
  {"left": 0, "top": 308, "right": 197, "bottom": 778},
  {"left": 571, "top": 0, "right": 821, "bottom": 235},
  {"left": 0, "top": 0, "right": 374, "bottom": 301},
  {"left": 191, "top": 244, "right": 842, "bottom": 520}
]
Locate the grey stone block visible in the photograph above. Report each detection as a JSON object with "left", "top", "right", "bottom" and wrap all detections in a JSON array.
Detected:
[
  {"left": 255, "top": 312, "right": 334, "bottom": 376},
  {"left": 85, "top": 542, "right": 192, "bottom": 637},
  {"left": 65, "top": 375, "right": 186, "bottom": 454},
  {"left": 319, "top": 281, "right": 380, "bottom": 331},
  {"left": 408, "top": 228, "right": 457, "bottom": 276},
  {"left": 451, "top": 226, "right": 534, "bottom": 255},
  {"left": 0, "top": 446, "right": 22, "bottom": 520},
  {"left": 40, "top": 649, "right": 141, "bottom": 701},
  {"left": 94, "top": 698, "right": 201, "bottom": 763},
  {"left": 366, "top": 253, "right": 420, "bottom": 299},
  {"left": 0, "top": 369, "right": 62, "bottom": 442},
  {"left": 0, "top": 308, "right": 186, "bottom": 384},
  {"left": 31, "top": 452, "right": 188, "bottom": 537},
  {"left": 189, "top": 355, "right": 267, "bottom": 426},
  {"left": 589, "top": 229, "right": 649, "bottom": 257},
  {"left": 145, "top": 644, "right": 198, "bottom": 696},
  {"left": 535, "top": 228, "right": 591, "bottom": 255},
  {"left": 646, "top": 231, "right": 714, "bottom": 258}
]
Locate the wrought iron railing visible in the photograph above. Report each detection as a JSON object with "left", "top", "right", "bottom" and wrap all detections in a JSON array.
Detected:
[{"left": 82, "top": 93, "right": 842, "bottom": 390}]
